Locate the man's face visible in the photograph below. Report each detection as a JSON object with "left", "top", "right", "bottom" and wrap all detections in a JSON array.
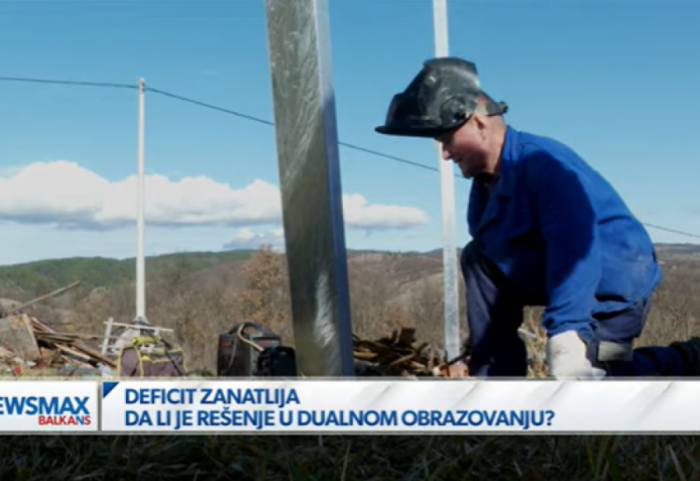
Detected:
[{"left": 435, "top": 118, "right": 489, "bottom": 179}]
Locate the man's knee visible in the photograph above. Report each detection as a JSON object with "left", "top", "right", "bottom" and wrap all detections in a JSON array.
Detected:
[{"left": 588, "top": 297, "right": 651, "bottom": 364}]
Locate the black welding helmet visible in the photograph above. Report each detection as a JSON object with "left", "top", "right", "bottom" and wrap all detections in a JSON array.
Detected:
[{"left": 375, "top": 57, "right": 508, "bottom": 138}]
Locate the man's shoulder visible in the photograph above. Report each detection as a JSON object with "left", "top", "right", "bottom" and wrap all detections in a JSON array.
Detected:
[
  {"left": 506, "top": 127, "right": 600, "bottom": 184},
  {"left": 510, "top": 127, "right": 582, "bottom": 164},
  {"left": 503, "top": 127, "right": 624, "bottom": 208}
]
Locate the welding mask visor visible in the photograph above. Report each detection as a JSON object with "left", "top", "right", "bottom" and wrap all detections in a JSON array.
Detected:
[{"left": 375, "top": 57, "right": 507, "bottom": 138}]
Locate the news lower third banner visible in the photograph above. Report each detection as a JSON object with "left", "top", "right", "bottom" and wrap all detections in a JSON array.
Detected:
[
  {"left": 0, "top": 380, "right": 697, "bottom": 433},
  {"left": 100, "top": 380, "right": 700, "bottom": 433}
]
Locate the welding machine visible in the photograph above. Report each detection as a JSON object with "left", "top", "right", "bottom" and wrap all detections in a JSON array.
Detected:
[{"left": 217, "top": 321, "right": 297, "bottom": 377}]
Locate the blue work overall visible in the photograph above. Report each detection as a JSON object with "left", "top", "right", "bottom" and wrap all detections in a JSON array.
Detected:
[{"left": 462, "top": 126, "right": 687, "bottom": 377}]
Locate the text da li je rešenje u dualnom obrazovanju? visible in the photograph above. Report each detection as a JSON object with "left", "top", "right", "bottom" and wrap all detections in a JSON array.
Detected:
[{"left": 120, "top": 387, "right": 556, "bottom": 431}]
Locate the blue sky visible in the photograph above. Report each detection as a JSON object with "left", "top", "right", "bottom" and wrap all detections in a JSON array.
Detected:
[{"left": 0, "top": 0, "right": 698, "bottom": 265}]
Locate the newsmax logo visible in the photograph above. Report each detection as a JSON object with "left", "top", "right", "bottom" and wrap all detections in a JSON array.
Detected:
[{"left": 0, "top": 396, "right": 91, "bottom": 426}]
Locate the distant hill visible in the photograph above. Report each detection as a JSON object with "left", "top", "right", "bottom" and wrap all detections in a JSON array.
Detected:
[
  {"left": 0, "top": 250, "right": 255, "bottom": 294},
  {"left": 0, "top": 248, "right": 434, "bottom": 294},
  {"left": 0, "top": 243, "right": 697, "bottom": 297}
]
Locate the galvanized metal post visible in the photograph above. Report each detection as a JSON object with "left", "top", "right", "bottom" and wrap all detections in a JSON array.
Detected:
[
  {"left": 263, "top": 0, "right": 355, "bottom": 377},
  {"left": 432, "top": 0, "right": 461, "bottom": 362}
]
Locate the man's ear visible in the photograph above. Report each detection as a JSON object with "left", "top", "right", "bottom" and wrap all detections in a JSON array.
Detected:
[{"left": 471, "top": 113, "right": 489, "bottom": 139}]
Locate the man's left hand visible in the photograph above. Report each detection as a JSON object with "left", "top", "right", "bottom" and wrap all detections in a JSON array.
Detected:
[{"left": 546, "top": 330, "right": 606, "bottom": 380}]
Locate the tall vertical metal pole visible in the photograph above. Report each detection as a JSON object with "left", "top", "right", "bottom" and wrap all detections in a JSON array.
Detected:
[
  {"left": 264, "top": 0, "right": 355, "bottom": 377},
  {"left": 135, "top": 77, "right": 147, "bottom": 323},
  {"left": 432, "top": 0, "right": 460, "bottom": 361}
]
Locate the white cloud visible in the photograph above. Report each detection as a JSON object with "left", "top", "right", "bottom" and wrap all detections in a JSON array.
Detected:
[
  {"left": 342, "top": 194, "right": 428, "bottom": 229},
  {"left": 0, "top": 161, "right": 429, "bottom": 231},
  {"left": 223, "top": 228, "right": 285, "bottom": 250}
]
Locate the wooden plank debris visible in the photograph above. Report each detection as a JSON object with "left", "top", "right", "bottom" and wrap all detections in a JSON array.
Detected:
[
  {"left": 29, "top": 316, "right": 116, "bottom": 368},
  {"left": 0, "top": 282, "right": 128, "bottom": 375},
  {"left": 0, "top": 312, "right": 117, "bottom": 373},
  {"left": 352, "top": 327, "right": 469, "bottom": 378}
]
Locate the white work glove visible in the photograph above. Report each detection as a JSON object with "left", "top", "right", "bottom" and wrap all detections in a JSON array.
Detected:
[{"left": 545, "top": 331, "right": 606, "bottom": 380}]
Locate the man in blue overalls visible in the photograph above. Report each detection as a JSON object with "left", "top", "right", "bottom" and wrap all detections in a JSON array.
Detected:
[{"left": 375, "top": 57, "right": 700, "bottom": 379}]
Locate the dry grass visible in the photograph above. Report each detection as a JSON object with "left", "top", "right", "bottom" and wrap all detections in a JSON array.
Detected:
[{"left": 0, "top": 434, "right": 699, "bottom": 480}]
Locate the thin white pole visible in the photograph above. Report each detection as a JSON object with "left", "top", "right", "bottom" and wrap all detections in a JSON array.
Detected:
[
  {"left": 135, "top": 77, "right": 147, "bottom": 323},
  {"left": 432, "top": 0, "right": 460, "bottom": 362}
]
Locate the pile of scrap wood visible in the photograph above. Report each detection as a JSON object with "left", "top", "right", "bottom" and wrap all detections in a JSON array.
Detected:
[
  {"left": 31, "top": 315, "right": 116, "bottom": 370},
  {"left": 352, "top": 328, "right": 469, "bottom": 378},
  {"left": 0, "top": 281, "right": 116, "bottom": 374},
  {"left": 0, "top": 312, "right": 116, "bottom": 373}
]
